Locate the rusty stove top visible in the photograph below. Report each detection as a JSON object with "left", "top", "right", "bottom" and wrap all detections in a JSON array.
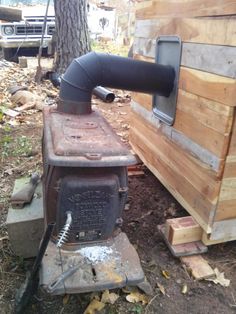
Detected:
[{"left": 43, "top": 106, "right": 137, "bottom": 167}]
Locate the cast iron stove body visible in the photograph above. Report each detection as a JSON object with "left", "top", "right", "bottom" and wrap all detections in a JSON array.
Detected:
[
  {"left": 40, "top": 106, "right": 144, "bottom": 294},
  {"left": 40, "top": 51, "right": 177, "bottom": 294}
]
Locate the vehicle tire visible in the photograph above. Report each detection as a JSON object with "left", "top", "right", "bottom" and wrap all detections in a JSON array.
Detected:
[{"left": 2, "top": 48, "right": 17, "bottom": 62}]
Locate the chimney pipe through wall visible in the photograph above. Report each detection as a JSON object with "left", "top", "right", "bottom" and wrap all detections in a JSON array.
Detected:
[{"left": 58, "top": 52, "right": 176, "bottom": 115}]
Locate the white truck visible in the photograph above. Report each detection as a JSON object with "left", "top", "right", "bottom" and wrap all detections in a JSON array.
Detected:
[{"left": 0, "top": 2, "right": 55, "bottom": 61}]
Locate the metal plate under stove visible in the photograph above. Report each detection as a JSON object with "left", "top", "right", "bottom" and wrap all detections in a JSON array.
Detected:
[{"left": 40, "top": 233, "right": 144, "bottom": 295}]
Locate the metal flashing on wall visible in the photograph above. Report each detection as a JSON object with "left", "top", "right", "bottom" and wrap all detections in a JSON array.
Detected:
[{"left": 153, "top": 36, "right": 182, "bottom": 125}]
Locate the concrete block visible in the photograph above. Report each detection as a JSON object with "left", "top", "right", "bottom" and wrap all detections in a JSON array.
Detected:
[{"left": 6, "top": 177, "right": 44, "bottom": 258}]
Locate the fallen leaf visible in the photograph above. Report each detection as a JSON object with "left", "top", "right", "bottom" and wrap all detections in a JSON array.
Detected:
[
  {"left": 83, "top": 299, "right": 105, "bottom": 314},
  {"left": 181, "top": 284, "right": 188, "bottom": 294},
  {"left": 126, "top": 291, "right": 148, "bottom": 305},
  {"left": 161, "top": 270, "right": 170, "bottom": 279},
  {"left": 63, "top": 294, "right": 70, "bottom": 305},
  {"left": 157, "top": 282, "right": 165, "bottom": 295},
  {"left": 101, "top": 289, "right": 119, "bottom": 304},
  {"left": 206, "top": 268, "right": 230, "bottom": 287},
  {"left": 122, "top": 286, "right": 134, "bottom": 294}
]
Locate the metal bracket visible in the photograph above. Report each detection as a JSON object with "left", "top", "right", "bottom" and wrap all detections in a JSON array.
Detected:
[{"left": 153, "top": 36, "right": 182, "bottom": 125}]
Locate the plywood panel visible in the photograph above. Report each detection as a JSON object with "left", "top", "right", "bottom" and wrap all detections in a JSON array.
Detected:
[
  {"left": 133, "top": 39, "right": 236, "bottom": 79},
  {"left": 130, "top": 119, "right": 215, "bottom": 232},
  {"left": 135, "top": 18, "right": 236, "bottom": 46},
  {"left": 136, "top": 0, "right": 236, "bottom": 19}
]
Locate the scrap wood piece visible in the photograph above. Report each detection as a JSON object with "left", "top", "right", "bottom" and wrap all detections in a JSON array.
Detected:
[
  {"left": 128, "top": 165, "right": 145, "bottom": 176},
  {"left": 206, "top": 268, "right": 230, "bottom": 287},
  {"left": 180, "top": 255, "right": 215, "bottom": 280},
  {"left": 165, "top": 216, "right": 203, "bottom": 245},
  {"left": 0, "top": 107, "right": 20, "bottom": 118},
  {"left": 158, "top": 224, "right": 207, "bottom": 257}
]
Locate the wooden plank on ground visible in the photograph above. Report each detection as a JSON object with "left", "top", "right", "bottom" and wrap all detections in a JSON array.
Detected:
[
  {"left": 165, "top": 216, "right": 203, "bottom": 245},
  {"left": 180, "top": 255, "right": 215, "bottom": 280},
  {"left": 135, "top": 18, "right": 236, "bottom": 46},
  {"left": 133, "top": 39, "right": 236, "bottom": 79},
  {"left": 136, "top": 0, "right": 236, "bottom": 19}
]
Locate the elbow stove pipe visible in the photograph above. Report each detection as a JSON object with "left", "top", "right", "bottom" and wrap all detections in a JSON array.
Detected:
[{"left": 58, "top": 51, "right": 175, "bottom": 115}]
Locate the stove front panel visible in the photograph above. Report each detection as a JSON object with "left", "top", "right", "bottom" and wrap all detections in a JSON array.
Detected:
[{"left": 57, "top": 174, "right": 121, "bottom": 243}]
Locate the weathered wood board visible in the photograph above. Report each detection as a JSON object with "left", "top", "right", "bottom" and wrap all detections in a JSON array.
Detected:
[
  {"left": 135, "top": 18, "right": 236, "bottom": 46},
  {"left": 136, "top": 0, "right": 236, "bottom": 19},
  {"left": 133, "top": 40, "right": 236, "bottom": 79}
]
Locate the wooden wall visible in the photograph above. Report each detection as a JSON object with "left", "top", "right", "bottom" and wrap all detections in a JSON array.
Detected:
[{"left": 130, "top": 0, "right": 236, "bottom": 241}]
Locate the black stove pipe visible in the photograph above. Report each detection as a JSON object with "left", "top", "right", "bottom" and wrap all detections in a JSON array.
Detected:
[
  {"left": 93, "top": 86, "right": 115, "bottom": 103},
  {"left": 58, "top": 51, "right": 175, "bottom": 115}
]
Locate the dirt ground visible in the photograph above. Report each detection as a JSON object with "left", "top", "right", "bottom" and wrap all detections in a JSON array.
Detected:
[{"left": 0, "top": 58, "right": 236, "bottom": 314}]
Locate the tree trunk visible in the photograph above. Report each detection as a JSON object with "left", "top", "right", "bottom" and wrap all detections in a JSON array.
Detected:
[{"left": 53, "top": 0, "right": 91, "bottom": 74}]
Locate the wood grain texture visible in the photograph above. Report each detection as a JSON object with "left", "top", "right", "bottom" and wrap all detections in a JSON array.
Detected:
[
  {"left": 218, "top": 178, "right": 236, "bottom": 201},
  {"left": 130, "top": 110, "right": 220, "bottom": 232},
  {"left": 179, "top": 67, "right": 236, "bottom": 107},
  {"left": 202, "top": 230, "right": 236, "bottom": 244},
  {"left": 132, "top": 88, "right": 234, "bottom": 119},
  {"left": 173, "top": 109, "right": 230, "bottom": 158},
  {"left": 136, "top": 0, "right": 236, "bottom": 19},
  {"left": 133, "top": 54, "right": 236, "bottom": 107},
  {"left": 132, "top": 90, "right": 233, "bottom": 158},
  {"left": 135, "top": 18, "right": 236, "bottom": 46},
  {"left": 180, "top": 255, "right": 215, "bottom": 280},
  {"left": 228, "top": 113, "right": 236, "bottom": 157},
  {"left": 214, "top": 199, "right": 236, "bottom": 221},
  {"left": 210, "top": 218, "right": 236, "bottom": 240},
  {"left": 166, "top": 216, "right": 203, "bottom": 245},
  {"left": 133, "top": 39, "right": 236, "bottom": 79},
  {"left": 131, "top": 100, "right": 225, "bottom": 177}
]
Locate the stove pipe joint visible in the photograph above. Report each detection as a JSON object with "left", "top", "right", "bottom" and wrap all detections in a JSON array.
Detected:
[{"left": 58, "top": 51, "right": 175, "bottom": 115}]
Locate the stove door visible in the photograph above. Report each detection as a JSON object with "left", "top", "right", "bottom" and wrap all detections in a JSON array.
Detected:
[{"left": 57, "top": 174, "right": 121, "bottom": 243}]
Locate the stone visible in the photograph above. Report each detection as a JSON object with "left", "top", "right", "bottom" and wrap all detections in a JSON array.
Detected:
[{"left": 6, "top": 177, "right": 44, "bottom": 258}]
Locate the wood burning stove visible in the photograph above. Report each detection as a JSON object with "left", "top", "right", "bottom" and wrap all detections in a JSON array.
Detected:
[
  {"left": 40, "top": 107, "right": 145, "bottom": 294},
  {"left": 40, "top": 52, "right": 177, "bottom": 294}
]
